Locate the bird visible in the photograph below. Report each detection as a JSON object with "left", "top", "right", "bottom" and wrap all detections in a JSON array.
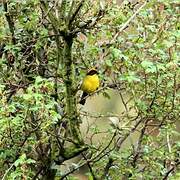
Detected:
[{"left": 79, "top": 68, "right": 100, "bottom": 105}]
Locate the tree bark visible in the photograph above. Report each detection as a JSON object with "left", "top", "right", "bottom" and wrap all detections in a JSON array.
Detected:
[{"left": 63, "top": 35, "right": 82, "bottom": 144}]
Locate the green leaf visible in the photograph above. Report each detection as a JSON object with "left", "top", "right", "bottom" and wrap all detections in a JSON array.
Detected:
[
  {"left": 111, "top": 47, "right": 121, "bottom": 59},
  {"left": 141, "top": 60, "right": 157, "bottom": 73},
  {"left": 120, "top": 72, "right": 141, "bottom": 83},
  {"left": 14, "top": 154, "right": 26, "bottom": 167},
  {"left": 35, "top": 76, "right": 44, "bottom": 84},
  {"left": 26, "top": 158, "right": 36, "bottom": 164},
  {"left": 23, "top": 94, "right": 32, "bottom": 100},
  {"left": 105, "top": 59, "right": 112, "bottom": 67}
]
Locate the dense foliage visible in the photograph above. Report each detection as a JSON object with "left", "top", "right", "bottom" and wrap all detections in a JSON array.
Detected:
[{"left": 0, "top": 0, "right": 179, "bottom": 179}]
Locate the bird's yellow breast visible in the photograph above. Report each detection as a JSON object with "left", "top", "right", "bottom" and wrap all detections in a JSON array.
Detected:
[{"left": 81, "top": 74, "right": 100, "bottom": 93}]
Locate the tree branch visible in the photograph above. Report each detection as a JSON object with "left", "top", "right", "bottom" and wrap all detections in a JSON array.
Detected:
[
  {"left": 163, "top": 161, "right": 180, "bottom": 180},
  {"left": 3, "top": 1, "right": 16, "bottom": 44},
  {"left": 82, "top": 152, "right": 97, "bottom": 180},
  {"left": 68, "top": 0, "right": 84, "bottom": 26},
  {"left": 101, "top": 157, "right": 114, "bottom": 179},
  {"left": 110, "top": 1, "right": 148, "bottom": 44}
]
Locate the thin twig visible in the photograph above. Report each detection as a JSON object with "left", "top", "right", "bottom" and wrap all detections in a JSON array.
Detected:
[
  {"left": 69, "top": 0, "right": 84, "bottom": 26},
  {"left": 60, "top": 131, "right": 117, "bottom": 179},
  {"left": 40, "top": 0, "right": 59, "bottom": 25},
  {"left": 163, "top": 161, "right": 180, "bottom": 180},
  {"left": 101, "top": 158, "right": 114, "bottom": 179},
  {"left": 2, "top": 163, "right": 14, "bottom": 180},
  {"left": 81, "top": 153, "right": 97, "bottom": 180},
  {"left": 116, "top": 114, "right": 141, "bottom": 149},
  {"left": 110, "top": 1, "right": 148, "bottom": 44},
  {"left": 131, "top": 119, "right": 149, "bottom": 167},
  {"left": 3, "top": 1, "right": 16, "bottom": 44},
  {"left": 78, "top": 83, "right": 125, "bottom": 104},
  {"left": 166, "top": 132, "right": 171, "bottom": 153}
]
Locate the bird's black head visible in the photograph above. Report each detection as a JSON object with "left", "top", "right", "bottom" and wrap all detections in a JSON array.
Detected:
[{"left": 87, "top": 68, "right": 98, "bottom": 75}]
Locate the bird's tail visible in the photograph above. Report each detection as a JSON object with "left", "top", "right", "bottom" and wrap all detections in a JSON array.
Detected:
[{"left": 79, "top": 92, "right": 88, "bottom": 105}]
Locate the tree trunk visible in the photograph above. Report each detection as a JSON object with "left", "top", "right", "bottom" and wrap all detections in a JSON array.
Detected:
[{"left": 63, "top": 35, "right": 83, "bottom": 144}]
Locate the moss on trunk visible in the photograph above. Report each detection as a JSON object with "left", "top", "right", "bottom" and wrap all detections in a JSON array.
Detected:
[{"left": 63, "top": 35, "right": 83, "bottom": 144}]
